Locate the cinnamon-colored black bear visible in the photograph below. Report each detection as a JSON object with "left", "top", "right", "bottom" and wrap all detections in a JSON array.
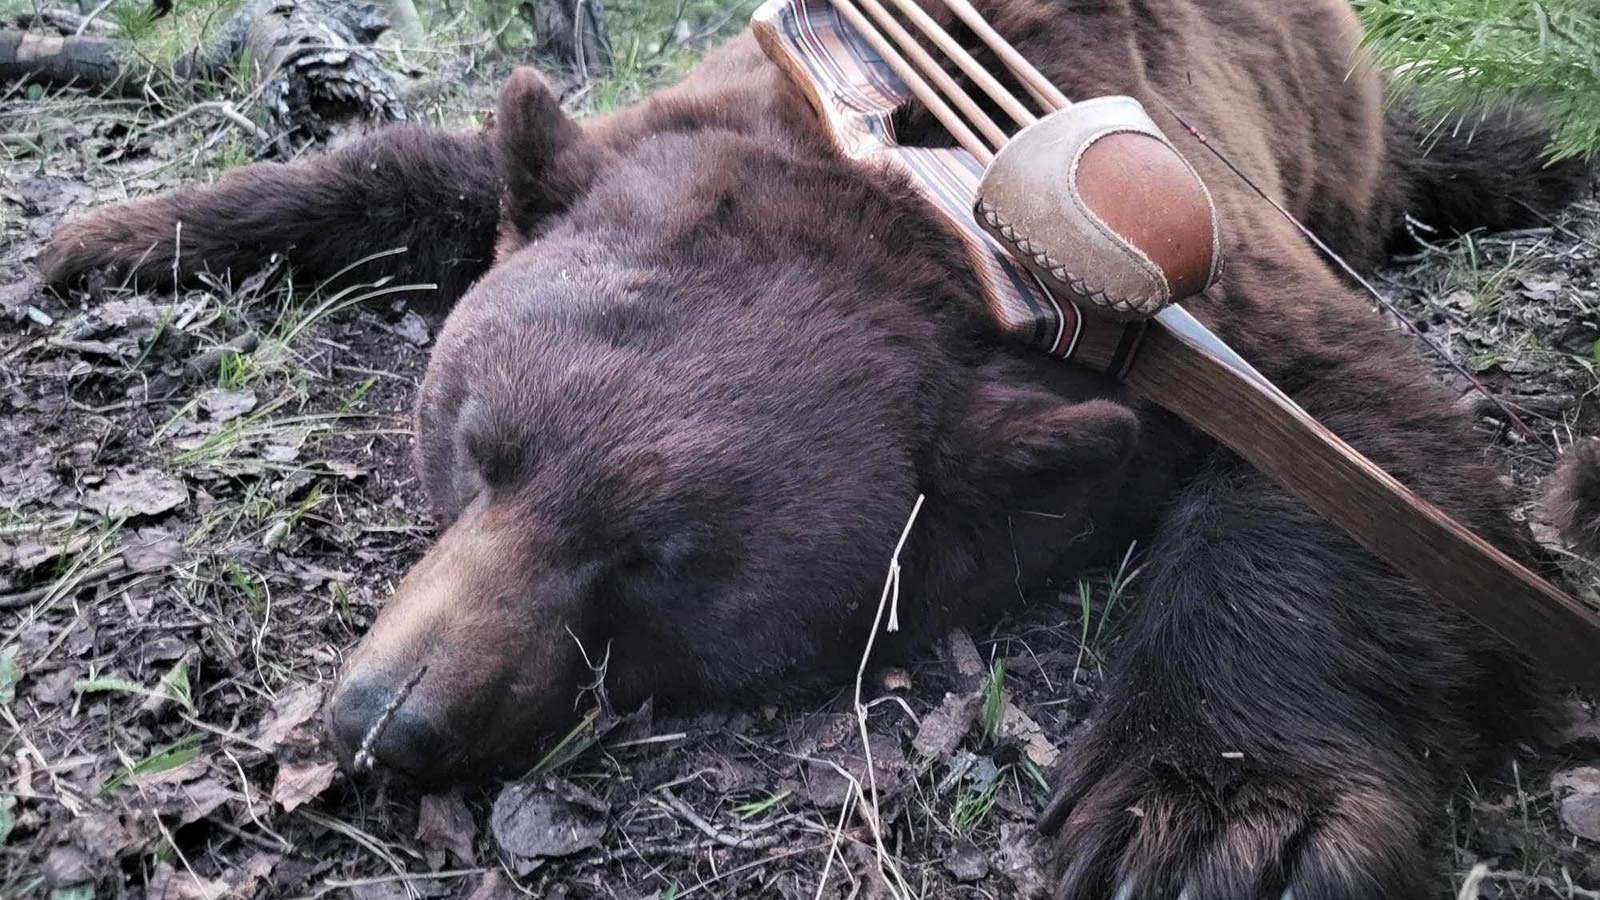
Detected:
[{"left": 43, "top": 0, "right": 1589, "bottom": 896}]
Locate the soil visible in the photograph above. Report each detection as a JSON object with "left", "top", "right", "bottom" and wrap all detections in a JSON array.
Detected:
[{"left": 3, "top": 27, "right": 1600, "bottom": 900}]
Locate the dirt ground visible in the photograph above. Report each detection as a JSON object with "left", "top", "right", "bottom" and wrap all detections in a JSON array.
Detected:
[{"left": 4, "top": 7, "right": 1600, "bottom": 900}]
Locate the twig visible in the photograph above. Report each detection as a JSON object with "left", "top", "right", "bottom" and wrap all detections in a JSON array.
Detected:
[
  {"left": 352, "top": 664, "right": 427, "bottom": 772},
  {"left": 151, "top": 100, "right": 272, "bottom": 144},
  {"left": 840, "top": 493, "right": 926, "bottom": 900},
  {"left": 73, "top": 0, "right": 113, "bottom": 36},
  {"left": 648, "top": 791, "right": 788, "bottom": 851}
]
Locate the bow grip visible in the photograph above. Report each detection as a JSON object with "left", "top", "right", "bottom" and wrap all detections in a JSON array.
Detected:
[{"left": 974, "top": 96, "right": 1223, "bottom": 321}]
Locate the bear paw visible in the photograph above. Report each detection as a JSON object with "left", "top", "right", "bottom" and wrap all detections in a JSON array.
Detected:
[{"left": 1039, "top": 743, "right": 1432, "bottom": 899}]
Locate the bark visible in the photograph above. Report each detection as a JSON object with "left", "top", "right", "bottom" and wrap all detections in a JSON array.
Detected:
[
  {"left": 1, "top": 1, "right": 407, "bottom": 142},
  {"left": 0, "top": 29, "right": 120, "bottom": 88},
  {"left": 523, "top": 0, "right": 612, "bottom": 78}
]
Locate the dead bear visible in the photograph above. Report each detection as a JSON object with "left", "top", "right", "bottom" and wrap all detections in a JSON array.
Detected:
[{"left": 42, "top": 0, "right": 1591, "bottom": 896}]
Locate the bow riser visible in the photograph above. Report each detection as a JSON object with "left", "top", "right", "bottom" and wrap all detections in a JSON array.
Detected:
[{"left": 754, "top": 0, "right": 1112, "bottom": 363}]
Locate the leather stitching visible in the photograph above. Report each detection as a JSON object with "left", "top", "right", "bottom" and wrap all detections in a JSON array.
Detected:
[{"left": 977, "top": 198, "right": 1162, "bottom": 315}]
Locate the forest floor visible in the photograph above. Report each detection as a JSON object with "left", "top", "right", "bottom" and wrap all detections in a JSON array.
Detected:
[{"left": 3, "top": 3, "right": 1600, "bottom": 899}]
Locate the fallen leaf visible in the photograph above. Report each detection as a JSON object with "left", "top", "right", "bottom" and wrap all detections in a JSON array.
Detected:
[
  {"left": 393, "top": 311, "right": 431, "bottom": 346},
  {"left": 350, "top": 883, "right": 410, "bottom": 900},
  {"left": 261, "top": 443, "right": 301, "bottom": 464},
  {"left": 803, "top": 732, "right": 907, "bottom": 809},
  {"left": 0, "top": 458, "right": 61, "bottom": 509},
  {"left": 271, "top": 753, "right": 338, "bottom": 812},
  {"left": 146, "top": 860, "right": 228, "bottom": 900},
  {"left": 164, "top": 777, "right": 232, "bottom": 826},
  {"left": 465, "top": 871, "right": 520, "bottom": 900},
  {"left": 946, "top": 629, "right": 985, "bottom": 682},
  {"left": 0, "top": 796, "right": 15, "bottom": 845},
  {"left": 1553, "top": 766, "right": 1600, "bottom": 797},
  {"left": 944, "top": 838, "right": 990, "bottom": 883},
  {"left": 71, "top": 811, "right": 144, "bottom": 860},
  {"left": 256, "top": 684, "right": 325, "bottom": 749},
  {"left": 1518, "top": 276, "right": 1565, "bottom": 302},
  {"left": 416, "top": 790, "right": 477, "bottom": 867},
  {"left": 228, "top": 852, "right": 281, "bottom": 898},
  {"left": 912, "top": 691, "right": 981, "bottom": 760},
  {"left": 997, "top": 700, "right": 1059, "bottom": 768},
  {"left": 0, "top": 648, "right": 19, "bottom": 705},
  {"left": 82, "top": 470, "right": 187, "bottom": 518},
  {"left": 44, "top": 844, "right": 95, "bottom": 887},
  {"left": 992, "top": 823, "right": 1050, "bottom": 899},
  {"left": 124, "top": 529, "right": 184, "bottom": 573},
  {"left": 490, "top": 779, "right": 608, "bottom": 874},
  {"left": 1561, "top": 794, "right": 1600, "bottom": 843},
  {"left": 1552, "top": 767, "right": 1600, "bottom": 842},
  {"left": 199, "top": 389, "right": 258, "bottom": 423}
]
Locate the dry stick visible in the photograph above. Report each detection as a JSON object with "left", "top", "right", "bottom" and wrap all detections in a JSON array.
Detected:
[
  {"left": 851, "top": 0, "right": 1009, "bottom": 149},
  {"left": 841, "top": 493, "right": 926, "bottom": 900},
  {"left": 351, "top": 665, "right": 428, "bottom": 772},
  {"left": 823, "top": 0, "right": 994, "bottom": 163},
  {"left": 933, "top": 0, "right": 1067, "bottom": 111},
  {"left": 648, "top": 793, "right": 788, "bottom": 851},
  {"left": 881, "top": 0, "right": 1034, "bottom": 128},
  {"left": 152, "top": 100, "right": 274, "bottom": 144},
  {"left": 1152, "top": 98, "right": 1543, "bottom": 444},
  {"left": 73, "top": 0, "right": 116, "bottom": 36}
]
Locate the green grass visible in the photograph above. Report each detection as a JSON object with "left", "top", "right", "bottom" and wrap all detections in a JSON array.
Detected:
[
  {"left": 1071, "top": 542, "right": 1141, "bottom": 682},
  {"left": 1356, "top": 0, "right": 1600, "bottom": 159},
  {"left": 978, "top": 658, "right": 1006, "bottom": 746},
  {"left": 733, "top": 789, "right": 791, "bottom": 819}
]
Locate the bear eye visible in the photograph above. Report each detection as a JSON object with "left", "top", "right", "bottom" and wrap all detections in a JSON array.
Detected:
[
  {"left": 457, "top": 400, "right": 531, "bottom": 489},
  {"left": 618, "top": 532, "right": 702, "bottom": 577}
]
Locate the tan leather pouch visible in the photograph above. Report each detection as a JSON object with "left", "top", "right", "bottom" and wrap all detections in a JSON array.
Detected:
[{"left": 975, "top": 96, "right": 1223, "bottom": 320}]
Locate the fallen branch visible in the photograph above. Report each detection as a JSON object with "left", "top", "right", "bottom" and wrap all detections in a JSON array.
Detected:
[
  {"left": 0, "top": 29, "right": 120, "bottom": 87},
  {"left": 151, "top": 100, "right": 274, "bottom": 143},
  {"left": 2, "top": 0, "right": 406, "bottom": 143}
]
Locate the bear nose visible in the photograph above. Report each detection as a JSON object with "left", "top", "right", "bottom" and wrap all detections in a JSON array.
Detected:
[{"left": 327, "top": 677, "right": 450, "bottom": 780}]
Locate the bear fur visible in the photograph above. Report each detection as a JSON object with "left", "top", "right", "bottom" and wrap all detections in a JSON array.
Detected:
[{"left": 42, "top": 0, "right": 1591, "bottom": 896}]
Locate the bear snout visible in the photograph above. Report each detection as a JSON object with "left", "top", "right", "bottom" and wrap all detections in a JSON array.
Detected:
[
  {"left": 327, "top": 674, "right": 453, "bottom": 780},
  {"left": 324, "top": 497, "right": 594, "bottom": 779}
]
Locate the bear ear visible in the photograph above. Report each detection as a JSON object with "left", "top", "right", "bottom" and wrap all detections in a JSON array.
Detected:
[
  {"left": 939, "top": 383, "right": 1140, "bottom": 491},
  {"left": 493, "top": 67, "right": 596, "bottom": 238}
]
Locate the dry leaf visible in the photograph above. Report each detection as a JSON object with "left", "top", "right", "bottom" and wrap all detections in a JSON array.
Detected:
[
  {"left": 946, "top": 630, "right": 985, "bottom": 681},
  {"left": 146, "top": 860, "right": 228, "bottom": 900},
  {"left": 803, "top": 732, "right": 906, "bottom": 809},
  {"left": 997, "top": 700, "right": 1059, "bottom": 768},
  {"left": 199, "top": 389, "right": 258, "bottom": 423},
  {"left": 82, "top": 470, "right": 187, "bottom": 518},
  {"left": 271, "top": 754, "right": 338, "bottom": 812},
  {"left": 416, "top": 790, "right": 477, "bottom": 867},
  {"left": 256, "top": 684, "right": 325, "bottom": 749},
  {"left": 913, "top": 691, "right": 981, "bottom": 759},
  {"left": 490, "top": 779, "right": 608, "bottom": 874}
]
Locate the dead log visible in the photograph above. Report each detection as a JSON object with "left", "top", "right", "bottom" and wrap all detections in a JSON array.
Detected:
[
  {"left": 222, "top": 0, "right": 406, "bottom": 140},
  {"left": 1, "top": 0, "right": 405, "bottom": 143},
  {"left": 0, "top": 29, "right": 120, "bottom": 87}
]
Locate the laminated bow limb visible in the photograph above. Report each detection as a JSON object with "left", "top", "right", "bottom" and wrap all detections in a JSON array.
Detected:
[{"left": 751, "top": 0, "right": 1600, "bottom": 688}]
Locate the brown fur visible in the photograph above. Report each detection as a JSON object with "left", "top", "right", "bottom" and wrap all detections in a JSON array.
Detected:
[
  {"left": 1546, "top": 438, "right": 1600, "bottom": 558},
  {"left": 43, "top": 1, "right": 1590, "bottom": 897}
]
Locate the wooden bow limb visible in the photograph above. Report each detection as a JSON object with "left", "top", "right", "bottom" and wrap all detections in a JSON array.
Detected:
[
  {"left": 1143, "top": 307, "right": 1600, "bottom": 688},
  {"left": 754, "top": 0, "right": 1600, "bottom": 688}
]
